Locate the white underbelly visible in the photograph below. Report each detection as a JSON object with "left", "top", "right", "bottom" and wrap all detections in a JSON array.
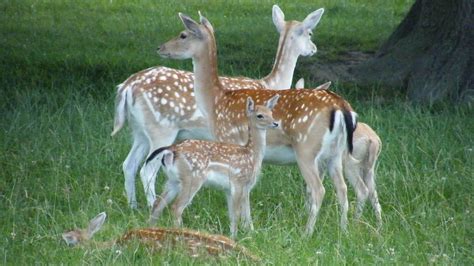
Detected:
[
  {"left": 176, "top": 127, "right": 213, "bottom": 141},
  {"left": 204, "top": 162, "right": 236, "bottom": 191},
  {"left": 177, "top": 131, "right": 297, "bottom": 165},
  {"left": 263, "top": 145, "right": 296, "bottom": 165},
  {"left": 205, "top": 170, "right": 231, "bottom": 190}
]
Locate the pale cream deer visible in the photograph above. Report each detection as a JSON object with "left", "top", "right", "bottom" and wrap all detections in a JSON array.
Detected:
[
  {"left": 154, "top": 13, "right": 357, "bottom": 236},
  {"left": 296, "top": 78, "right": 383, "bottom": 227},
  {"left": 62, "top": 212, "right": 259, "bottom": 260},
  {"left": 345, "top": 123, "right": 382, "bottom": 227},
  {"left": 111, "top": 5, "right": 324, "bottom": 209},
  {"left": 143, "top": 96, "right": 280, "bottom": 238}
]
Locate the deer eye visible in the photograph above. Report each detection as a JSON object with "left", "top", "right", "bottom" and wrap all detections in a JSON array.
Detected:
[
  {"left": 257, "top": 114, "right": 264, "bottom": 119},
  {"left": 309, "top": 31, "right": 313, "bottom": 37},
  {"left": 180, "top": 33, "right": 187, "bottom": 39}
]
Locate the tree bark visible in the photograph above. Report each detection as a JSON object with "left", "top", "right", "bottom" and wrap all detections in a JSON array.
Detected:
[{"left": 350, "top": 0, "right": 473, "bottom": 104}]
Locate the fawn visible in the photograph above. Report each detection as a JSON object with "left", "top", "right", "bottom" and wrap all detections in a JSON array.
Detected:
[
  {"left": 62, "top": 212, "right": 260, "bottom": 260},
  {"left": 143, "top": 95, "right": 280, "bottom": 238}
]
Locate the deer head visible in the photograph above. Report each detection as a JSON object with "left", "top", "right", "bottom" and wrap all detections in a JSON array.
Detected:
[
  {"left": 272, "top": 5, "right": 324, "bottom": 57},
  {"left": 247, "top": 94, "right": 280, "bottom": 130},
  {"left": 158, "top": 13, "right": 211, "bottom": 60},
  {"left": 62, "top": 212, "right": 107, "bottom": 246}
]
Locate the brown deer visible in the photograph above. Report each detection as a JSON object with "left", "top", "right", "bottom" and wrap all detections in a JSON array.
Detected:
[
  {"left": 154, "top": 12, "right": 357, "bottom": 236},
  {"left": 143, "top": 96, "right": 280, "bottom": 238},
  {"left": 111, "top": 5, "right": 325, "bottom": 209},
  {"left": 62, "top": 212, "right": 260, "bottom": 261},
  {"left": 296, "top": 78, "right": 383, "bottom": 227}
]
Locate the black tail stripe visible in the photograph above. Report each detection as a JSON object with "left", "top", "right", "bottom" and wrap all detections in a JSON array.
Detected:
[
  {"left": 329, "top": 109, "right": 336, "bottom": 132},
  {"left": 343, "top": 111, "right": 355, "bottom": 154},
  {"left": 145, "top": 146, "right": 171, "bottom": 164}
]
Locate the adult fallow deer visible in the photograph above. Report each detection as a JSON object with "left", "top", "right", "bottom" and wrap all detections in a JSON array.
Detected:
[{"left": 296, "top": 78, "right": 383, "bottom": 227}]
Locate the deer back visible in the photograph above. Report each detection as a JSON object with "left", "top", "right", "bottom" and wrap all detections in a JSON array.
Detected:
[{"left": 213, "top": 88, "right": 353, "bottom": 145}]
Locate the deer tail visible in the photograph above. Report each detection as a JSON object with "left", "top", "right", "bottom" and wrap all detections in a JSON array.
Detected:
[{"left": 111, "top": 83, "right": 129, "bottom": 136}]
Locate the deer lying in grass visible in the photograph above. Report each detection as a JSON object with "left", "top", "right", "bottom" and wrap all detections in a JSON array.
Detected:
[
  {"left": 153, "top": 12, "right": 357, "bottom": 236},
  {"left": 111, "top": 5, "right": 325, "bottom": 209},
  {"left": 295, "top": 78, "right": 383, "bottom": 227},
  {"left": 62, "top": 212, "right": 260, "bottom": 261},
  {"left": 143, "top": 96, "right": 280, "bottom": 238}
]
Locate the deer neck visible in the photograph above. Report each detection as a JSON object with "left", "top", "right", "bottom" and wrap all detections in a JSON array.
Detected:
[
  {"left": 192, "top": 33, "right": 223, "bottom": 121},
  {"left": 262, "top": 27, "right": 298, "bottom": 90},
  {"left": 246, "top": 119, "right": 267, "bottom": 167}
]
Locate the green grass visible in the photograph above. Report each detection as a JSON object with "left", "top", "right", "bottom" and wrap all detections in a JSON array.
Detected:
[{"left": 1, "top": 0, "right": 473, "bottom": 264}]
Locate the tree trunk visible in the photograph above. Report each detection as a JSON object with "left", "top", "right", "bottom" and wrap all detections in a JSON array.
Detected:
[{"left": 350, "top": 0, "right": 473, "bottom": 104}]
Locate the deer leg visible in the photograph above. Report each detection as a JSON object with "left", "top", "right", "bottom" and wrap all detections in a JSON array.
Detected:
[
  {"left": 230, "top": 184, "right": 244, "bottom": 239},
  {"left": 241, "top": 187, "right": 254, "bottom": 231},
  {"left": 364, "top": 168, "right": 382, "bottom": 228},
  {"left": 328, "top": 155, "right": 349, "bottom": 232},
  {"left": 303, "top": 185, "right": 311, "bottom": 213},
  {"left": 295, "top": 153, "right": 325, "bottom": 237},
  {"left": 123, "top": 132, "right": 149, "bottom": 209},
  {"left": 343, "top": 156, "right": 369, "bottom": 220},
  {"left": 171, "top": 175, "right": 204, "bottom": 227},
  {"left": 306, "top": 159, "right": 325, "bottom": 212},
  {"left": 141, "top": 127, "right": 179, "bottom": 208},
  {"left": 225, "top": 191, "right": 234, "bottom": 232},
  {"left": 149, "top": 180, "right": 180, "bottom": 225}
]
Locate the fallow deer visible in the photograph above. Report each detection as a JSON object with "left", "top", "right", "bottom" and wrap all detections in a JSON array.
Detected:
[
  {"left": 296, "top": 78, "right": 383, "bottom": 227},
  {"left": 153, "top": 13, "right": 357, "bottom": 236},
  {"left": 111, "top": 5, "right": 325, "bottom": 208},
  {"left": 143, "top": 96, "right": 280, "bottom": 238},
  {"left": 345, "top": 123, "right": 382, "bottom": 227},
  {"left": 62, "top": 212, "right": 260, "bottom": 261}
]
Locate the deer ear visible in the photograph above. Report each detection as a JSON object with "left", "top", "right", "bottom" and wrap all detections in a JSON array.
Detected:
[
  {"left": 316, "top": 81, "right": 331, "bottom": 90},
  {"left": 295, "top": 78, "right": 305, "bottom": 89},
  {"left": 246, "top": 97, "right": 255, "bottom": 115},
  {"left": 198, "top": 11, "right": 214, "bottom": 33},
  {"left": 266, "top": 94, "right": 280, "bottom": 110},
  {"left": 272, "top": 5, "right": 285, "bottom": 32},
  {"left": 179, "top": 13, "right": 202, "bottom": 38},
  {"left": 303, "top": 8, "right": 324, "bottom": 30},
  {"left": 86, "top": 212, "right": 106, "bottom": 239}
]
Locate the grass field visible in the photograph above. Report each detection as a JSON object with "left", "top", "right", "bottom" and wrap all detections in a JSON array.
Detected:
[{"left": 1, "top": 0, "right": 473, "bottom": 264}]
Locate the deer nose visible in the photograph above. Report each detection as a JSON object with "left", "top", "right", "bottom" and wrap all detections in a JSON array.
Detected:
[{"left": 273, "top": 122, "right": 279, "bottom": 128}]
